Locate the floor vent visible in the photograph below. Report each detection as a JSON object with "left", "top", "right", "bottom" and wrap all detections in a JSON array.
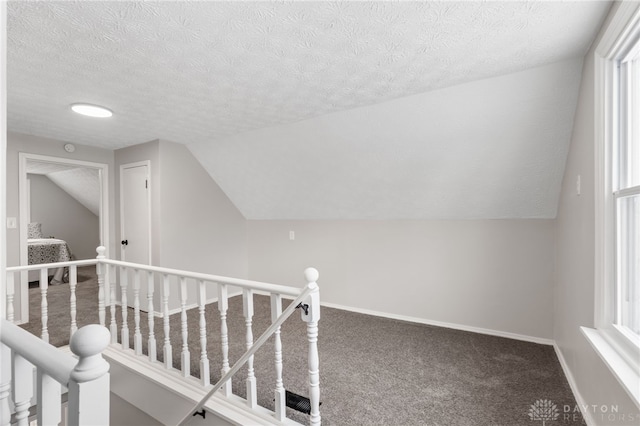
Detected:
[{"left": 285, "top": 390, "right": 321, "bottom": 414}]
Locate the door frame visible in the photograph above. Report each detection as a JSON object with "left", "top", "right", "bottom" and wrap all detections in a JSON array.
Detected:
[
  {"left": 119, "top": 160, "right": 152, "bottom": 264},
  {"left": 19, "top": 152, "right": 110, "bottom": 323}
]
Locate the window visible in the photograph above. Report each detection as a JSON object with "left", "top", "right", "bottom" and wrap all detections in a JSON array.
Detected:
[
  {"left": 616, "top": 33, "right": 640, "bottom": 343},
  {"left": 586, "top": 1, "right": 640, "bottom": 409}
]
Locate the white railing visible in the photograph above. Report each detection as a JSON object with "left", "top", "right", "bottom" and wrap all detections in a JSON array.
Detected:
[
  {"left": 0, "top": 319, "right": 110, "bottom": 426},
  {"left": 5, "top": 259, "right": 97, "bottom": 340},
  {"left": 5, "top": 247, "right": 321, "bottom": 425},
  {"left": 176, "top": 269, "right": 319, "bottom": 425}
]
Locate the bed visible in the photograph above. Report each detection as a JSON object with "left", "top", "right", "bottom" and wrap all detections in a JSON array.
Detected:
[{"left": 27, "top": 223, "right": 73, "bottom": 284}]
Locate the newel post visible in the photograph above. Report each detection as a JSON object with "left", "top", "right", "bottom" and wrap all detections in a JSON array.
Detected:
[
  {"left": 67, "top": 324, "right": 111, "bottom": 426},
  {"left": 302, "top": 267, "right": 321, "bottom": 426}
]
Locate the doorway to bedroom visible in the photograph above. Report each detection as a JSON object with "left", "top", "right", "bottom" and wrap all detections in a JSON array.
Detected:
[{"left": 18, "top": 153, "right": 109, "bottom": 323}]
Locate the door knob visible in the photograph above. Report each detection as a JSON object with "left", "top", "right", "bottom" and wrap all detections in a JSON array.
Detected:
[{"left": 121, "top": 240, "right": 128, "bottom": 246}]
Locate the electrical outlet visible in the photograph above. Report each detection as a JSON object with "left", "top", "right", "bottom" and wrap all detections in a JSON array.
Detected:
[
  {"left": 289, "top": 230, "right": 295, "bottom": 241},
  {"left": 6, "top": 217, "right": 16, "bottom": 229}
]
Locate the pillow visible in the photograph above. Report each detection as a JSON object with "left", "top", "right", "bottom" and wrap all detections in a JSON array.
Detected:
[{"left": 28, "top": 222, "right": 43, "bottom": 239}]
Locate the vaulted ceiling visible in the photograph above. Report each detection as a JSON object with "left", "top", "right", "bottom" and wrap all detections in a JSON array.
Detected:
[
  {"left": 7, "top": 1, "right": 611, "bottom": 219},
  {"left": 26, "top": 161, "right": 100, "bottom": 216}
]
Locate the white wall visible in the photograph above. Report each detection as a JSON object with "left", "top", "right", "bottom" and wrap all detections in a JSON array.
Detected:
[
  {"left": 554, "top": 3, "right": 640, "bottom": 423},
  {"left": 114, "top": 139, "right": 247, "bottom": 311},
  {"left": 248, "top": 219, "right": 555, "bottom": 340},
  {"left": 159, "top": 140, "right": 247, "bottom": 278},
  {"left": 29, "top": 174, "right": 99, "bottom": 260},
  {"left": 110, "top": 393, "right": 162, "bottom": 426}
]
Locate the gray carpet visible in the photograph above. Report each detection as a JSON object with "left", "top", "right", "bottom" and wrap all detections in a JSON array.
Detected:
[{"left": 22, "top": 267, "right": 579, "bottom": 425}]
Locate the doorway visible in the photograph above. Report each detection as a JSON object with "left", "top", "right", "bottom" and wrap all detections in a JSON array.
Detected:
[
  {"left": 18, "top": 153, "right": 109, "bottom": 323},
  {"left": 119, "top": 161, "right": 151, "bottom": 309}
]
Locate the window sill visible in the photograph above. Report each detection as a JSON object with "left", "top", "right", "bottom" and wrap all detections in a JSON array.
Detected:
[{"left": 581, "top": 326, "right": 640, "bottom": 411}]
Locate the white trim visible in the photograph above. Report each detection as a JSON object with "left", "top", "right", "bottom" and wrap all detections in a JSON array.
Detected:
[
  {"left": 26, "top": 177, "right": 30, "bottom": 223},
  {"left": 119, "top": 160, "right": 152, "bottom": 264},
  {"left": 594, "top": 51, "right": 617, "bottom": 330},
  {"left": 0, "top": 2, "right": 6, "bottom": 322},
  {"left": 553, "top": 343, "right": 596, "bottom": 426},
  {"left": 582, "top": 327, "right": 640, "bottom": 411},
  {"left": 320, "top": 301, "right": 554, "bottom": 345},
  {"left": 18, "top": 152, "right": 110, "bottom": 323},
  {"left": 596, "top": 3, "right": 640, "bottom": 59},
  {"left": 615, "top": 185, "right": 640, "bottom": 198},
  {"left": 252, "top": 291, "right": 554, "bottom": 344}
]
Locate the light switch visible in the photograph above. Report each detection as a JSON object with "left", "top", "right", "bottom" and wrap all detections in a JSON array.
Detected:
[
  {"left": 7, "top": 217, "right": 16, "bottom": 229},
  {"left": 576, "top": 175, "right": 581, "bottom": 196},
  {"left": 289, "top": 230, "right": 295, "bottom": 241}
]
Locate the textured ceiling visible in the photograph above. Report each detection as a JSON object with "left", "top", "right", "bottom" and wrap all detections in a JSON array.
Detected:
[
  {"left": 27, "top": 162, "right": 100, "bottom": 216},
  {"left": 7, "top": 1, "right": 611, "bottom": 219},
  {"left": 191, "top": 59, "right": 583, "bottom": 219}
]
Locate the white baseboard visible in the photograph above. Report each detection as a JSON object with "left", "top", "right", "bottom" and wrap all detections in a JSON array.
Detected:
[
  {"left": 249, "top": 293, "right": 554, "bottom": 345},
  {"left": 319, "top": 300, "right": 555, "bottom": 346},
  {"left": 554, "top": 343, "right": 595, "bottom": 426},
  {"left": 106, "top": 289, "right": 553, "bottom": 345}
]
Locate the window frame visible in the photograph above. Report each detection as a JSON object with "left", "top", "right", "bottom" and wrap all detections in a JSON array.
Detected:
[
  {"left": 614, "top": 35, "right": 640, "bottom": 342},
  {"left": 589, "top": 1, "right": 640, "bottom": 410}
]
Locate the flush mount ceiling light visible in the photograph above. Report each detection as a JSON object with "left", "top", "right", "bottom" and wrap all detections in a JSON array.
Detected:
[{"left": 71, "top": 103, "right": 113, "bottom": 118}]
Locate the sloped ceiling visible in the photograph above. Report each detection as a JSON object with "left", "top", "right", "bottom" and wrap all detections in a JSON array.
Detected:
[
  {"left": 6, "top": 1, "right": 611, "bottom": 219},
  {"left": 26, "top": 162, "right": 100, "bottom": 216},
  {"left": 191, "top": 58, "right": 583, "bottom": 219}
]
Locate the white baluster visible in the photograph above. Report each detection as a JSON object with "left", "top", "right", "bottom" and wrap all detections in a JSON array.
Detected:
[
  {"left": 217, "top": 283, "right": 231, "bottom": 396},
  {"left": 40, "top": 268, "right": 49, "bottom": 342},
  {"left": 302, "top": 268, "right": 321, "bottom": 426},
  {"left": 162, "top": 274, "right": 172, "bottom": 369},
  {"left": 67, "top": 325, "right": 111, "bottom": 426},
  {"left": 133, "top": 269, "right": 142, "bottom": 356},
  {"left": 11, "top": 353, "right": 33, "bottom": 426},
  {"left": 69, "top": 265, "right": 78, "bottom": 338},
  {"left": 243, "top": 288, "right": 257, "bottom": 408},
  {"left": 109, "top": 265, "right": 117, "bottom": 344},
  {"left": 271, "top": 293, "right": 285, "bottom": 421},
  {"left": 96, "top": 246, "right": 106, "bottom": 327},
  {"left": 120, "top": 268, "right": 129, "bottom": 349},
  {"left": 197, "top": 280, "right": 210, "bottom": 387},
  {"left": 147, "top": 271, "right": 157, "bottom": 362},
  {"left": 0, "top": 344, "right": 11, "bottom": 426},
  {"left": 180, "top": 277, "right": 190, "bottom": 378},
  {"left": 6, "top": 273, "right": 14, "bottom": 323},
  {"left": 37, "top": 369, "right": 61, "bottom": 426}
]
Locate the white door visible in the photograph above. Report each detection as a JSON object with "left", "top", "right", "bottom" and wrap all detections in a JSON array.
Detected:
[{"left": 120, "top": 162, "right": 151, "bottom": 309}]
